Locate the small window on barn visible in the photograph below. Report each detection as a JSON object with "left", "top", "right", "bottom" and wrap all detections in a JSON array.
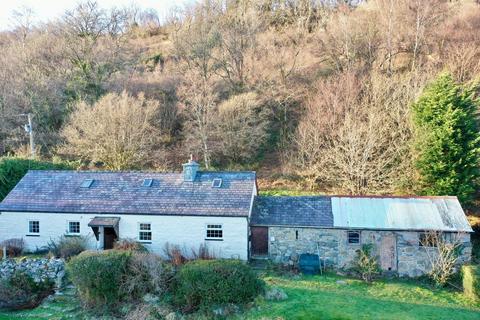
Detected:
[
  {"left": 138, "top": 223, "right": 152, "bottom": 242},
  {"left": 206, "top": 224, "right": 223, "bottom": 240},
  {"left": 68, "top": 221, "right": 80, "bottom": 234},
  {"left": 142, "top": 178, "right": 153, "bottom": 187},
  {"left": 419, "top": 232, "right": 439, "bottom": 247},
  {"left": 347, "top": 231, "right": 360, "bottom": 244},
  {"left": 212, "top": 178, "right": 222, "bottom": 188},
  {"left": 80, "top": 179, "right": 94, "bottom": 188},
  {"left": 29, "top": 220, "right": 40, "bottom": 234}
]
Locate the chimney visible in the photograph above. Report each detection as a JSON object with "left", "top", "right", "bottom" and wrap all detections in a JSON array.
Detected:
[{"left": 182, "top": 155, "right": 199, "bottom": 182}]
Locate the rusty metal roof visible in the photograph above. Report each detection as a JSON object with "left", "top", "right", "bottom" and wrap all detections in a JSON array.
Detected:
[{"left": 331, "top": 196, "right": 472, "bottom": 232}]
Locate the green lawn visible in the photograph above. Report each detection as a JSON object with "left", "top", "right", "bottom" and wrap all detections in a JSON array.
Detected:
[
  {"left": 0, "top": 274, "right": 479, "bottom": 319},
  {"left": 240, "top": 274, "right": 480, "bottom": 320}
]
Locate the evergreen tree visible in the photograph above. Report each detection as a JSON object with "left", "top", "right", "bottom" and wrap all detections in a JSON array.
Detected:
[{"left": 412, "top": 73, "right": 480, "bottom": 203}]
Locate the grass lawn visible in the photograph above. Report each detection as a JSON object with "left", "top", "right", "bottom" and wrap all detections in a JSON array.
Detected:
[
  {"left": 239, "top": 274, "right": 480, "bottom": 320},
  {"left": 0, "top": 274, "right": 478, "bottom": 319}
]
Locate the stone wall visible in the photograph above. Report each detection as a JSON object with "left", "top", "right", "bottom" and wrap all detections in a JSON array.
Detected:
[
  {"left": 268, "top": 227, "right": 471, "bottom": 277},
  {"left": 0, "top": 258, "right": 65, "bottom": 287}
]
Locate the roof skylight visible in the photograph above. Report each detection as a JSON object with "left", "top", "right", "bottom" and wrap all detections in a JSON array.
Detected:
[
  {"left": 212, "top": 178, "right": 222, "bottom": 188},
  {"left": 142, "top": 178, "right": 153, "bottom": 187},
  {"left": 80, "top": 179, "right": 94, "bottom": 188}
]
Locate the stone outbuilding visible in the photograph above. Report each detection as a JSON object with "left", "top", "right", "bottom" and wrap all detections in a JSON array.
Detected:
[{"left": 250, "top": 195, "right": 473, "bottom": 277}]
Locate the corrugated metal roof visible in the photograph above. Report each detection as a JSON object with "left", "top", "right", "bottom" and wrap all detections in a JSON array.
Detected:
[{"left": 331, "top": 196, "right": 472, "bottom": 232}]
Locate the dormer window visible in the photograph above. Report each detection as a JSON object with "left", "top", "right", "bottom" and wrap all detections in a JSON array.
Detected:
[
  {"left": 142, "top": 178, "right": 153, "bottom": 187},
  {"left": 212, "top": 178, "right": 222, "bottom": 188},
  {"left": 80, "top": 179, "right": 94, "bottom": 188}
]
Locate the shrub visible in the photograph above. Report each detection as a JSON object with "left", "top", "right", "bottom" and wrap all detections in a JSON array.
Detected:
[
  {"left": 114, "top": 238, "right": 148, "bottom": 252},
  {"left": 67, "top": 250, "right": 131, "bottom": 307},
  {"left": 462, "top": 265, "right": 480, "bottom": 300},
  {"left": 352, "top": 244, "right": 380, "bottom": 283},
  {"left": 173, "top": 260, "right": 264, "bottom": 313},
  {"left": 122, "top": 252, "right": 174, "bottom": 299},
  {"left": 163, "top": 243, "right": 187, "bottom": 267},
  {"left": 190, "top": 243, "right": 216, "bottom": 260},
  {"left": 47, "top": 235, "right": 89, "bottom": 259},
  {"left": 0, "top": 271, "right": 54, "bottom": 310},
  {"left": 0, "top": 238, "right": 25, "bottom": 257}
]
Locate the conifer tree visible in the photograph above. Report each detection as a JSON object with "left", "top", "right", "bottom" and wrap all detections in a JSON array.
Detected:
[{"left": 412, "top": 73, "right": 480, "bottom": 203}]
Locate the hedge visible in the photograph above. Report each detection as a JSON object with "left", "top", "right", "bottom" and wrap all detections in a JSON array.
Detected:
[
  {"left": 173, "top": 259, "right": 264, "bottom": 312},
  {"left": 0, "top": 157, "right": 75, "bottom": 201},
  {"left": 67, "top": 250, "right": 131, "bottom": 307},
  {"left": 462, "top": 265, "right": 480, "bottom": 300}
]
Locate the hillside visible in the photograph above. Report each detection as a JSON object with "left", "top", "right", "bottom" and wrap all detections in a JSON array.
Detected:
[{"left": 0, "top": 0, "right": 480, "bottom": 201}]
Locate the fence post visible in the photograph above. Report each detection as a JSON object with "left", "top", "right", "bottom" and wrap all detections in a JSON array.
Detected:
[{"left": 2, "top": 246, "right": 6, "bottom": 260}]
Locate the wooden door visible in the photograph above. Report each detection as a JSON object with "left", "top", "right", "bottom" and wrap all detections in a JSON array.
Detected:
[
  {"left": 104, "top": 227, "right": 117, "bottom": 250},
  {"left": 251, "top": 227, "right": 268, "bottom": 256},
  {"left": 380, "top": 234, "right": 397, "bottom": 271}
]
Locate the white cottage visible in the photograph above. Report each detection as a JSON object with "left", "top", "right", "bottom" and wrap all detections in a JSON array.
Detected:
[
  {"left": 0, "top": 159, "right": 257, "bottom": 260},
  {"left": 0, "top": 158, "right": 473, "bottom": 277}
]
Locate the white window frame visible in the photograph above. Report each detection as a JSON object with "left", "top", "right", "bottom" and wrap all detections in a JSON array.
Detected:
[
  {"left": 67, "top": 221, "right": 81, "bottom": 235},
  {"left": 138, "top": 222, "right": 152, "bottom": 242},
  {"left": 28, "top": 220, "right": 40, "bottom": 235},
  {"left": 205, "top": 224, "right": 223, "bottom": 241}
]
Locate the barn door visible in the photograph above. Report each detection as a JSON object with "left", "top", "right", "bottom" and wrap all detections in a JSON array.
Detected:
[
  {"left": 380, "top": 234, "right": 397, "bottom": 271},
  {"left": 251, "top": 227, "right": 268, "bottom": 256}
]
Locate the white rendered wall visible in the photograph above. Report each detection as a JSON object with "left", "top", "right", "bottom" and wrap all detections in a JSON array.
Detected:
[{"left": 0, "top": 212, "right": 249, "bottom": 260}]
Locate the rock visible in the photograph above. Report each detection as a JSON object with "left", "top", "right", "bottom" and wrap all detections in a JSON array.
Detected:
[
  {"left": 336, "top": 280, "right": 347, "bottom": 285},
  {"left": 265, "top": 287, "right": 288, "bottom": 301},
  {"left": 142, "top": 293, "right": 160, "bottom": 304},
  {"left": 165, "top": 312, "right": 183, "bottom": 320},
  {"left": 212, "top": 304, "right": 240, "bottom": 316}
]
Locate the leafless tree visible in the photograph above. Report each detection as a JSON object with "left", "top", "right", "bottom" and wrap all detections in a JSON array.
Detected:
[
  {"left": 214, "top": 92, "right": 271, "bottom": 164},
  {"left": 60, "top": 91, "right": 161, "bottom": 170},
  {"left": 294, "top": 71, "right": 418, "bottom": 194},
  {"left": 420, "top": 231, "right": 467, "bottom": 287}
]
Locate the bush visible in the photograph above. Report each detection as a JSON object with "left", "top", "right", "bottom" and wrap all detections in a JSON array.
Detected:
[
  {"left": 462, "top": 265, "right": 480, "bottom": 301},
  {"left": 173, "top": 260, "right": 264, "bottom": 313},
  {"left": 114, "top": 238, "right": 148, "bottom": 252},
  {"left": 47, "top": 235, "right": 88, "bottom": 259},
  {"left": 163, "top": 243, "right": 187, "bottom": 267},
  {"left": 0, "top": 271, "right": 54, "bottom": 310},
  {"left": 68, "top": 250, "right": 131, "bottom": 307},
  {"left": 122, "top": 252, "right": 175, "bottom": 299},
  {"left": 352, "top": 244, "right": 380, "bottom": 282},
  {"left": 0, "top": 238, "right": 24, "bottom": 257}
]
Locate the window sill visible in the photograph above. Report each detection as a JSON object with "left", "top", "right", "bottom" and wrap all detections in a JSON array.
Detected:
[
  {"left": 65, "top": 234, "right": 81, "bottom": 237},
  {"left": 138, "top": 241, "right": 152, "bottom": 244},
  {"left": 205, "top": 238, "right": 223, "bottom": 241},
  {"left": 26, "top": 234, "right": 40, "bottom": 237}
]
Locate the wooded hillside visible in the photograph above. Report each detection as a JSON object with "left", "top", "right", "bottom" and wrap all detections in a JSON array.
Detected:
[{"left": 1, "top": 0, "right": 479, "bottom": 200}]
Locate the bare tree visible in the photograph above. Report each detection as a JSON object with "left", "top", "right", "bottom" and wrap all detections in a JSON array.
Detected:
[
  {"left": 294, "top": 72, "right": 418, "bottom": 194},
  {"left": 174, "top": 2, "right": 222, "bottom": 168},
  {"left": 420, "top": 231, "right": 467, "bottom": 287},
  {"left": 60, "top": 91, "right": 161, "bottom": 170},
  {"left": 214, "top": 92, "right": 271, "bottom": 164}
]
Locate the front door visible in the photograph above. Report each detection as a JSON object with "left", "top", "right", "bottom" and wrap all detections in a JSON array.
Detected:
[
  {"left": 104, "top": 227, "right": 117, "bottom": 249},
  {"left": 251, "top": 227, "right": 268, "bottom": 256},
  {"left": 380, "top": 234, "right": 397, "bottom": 271}
]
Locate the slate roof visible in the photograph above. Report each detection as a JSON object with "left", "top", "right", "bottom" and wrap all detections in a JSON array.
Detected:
[
  {"left": 251, "top": 195, "right": 472, "bottom": 232},
  {"left": 250, "top": 196, "right": 333, "bottom": 227},
  {"left": 0, "top": 170, "right": 256, "bottom": 217}
]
